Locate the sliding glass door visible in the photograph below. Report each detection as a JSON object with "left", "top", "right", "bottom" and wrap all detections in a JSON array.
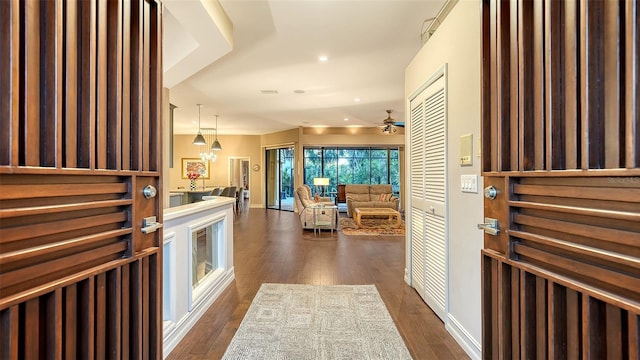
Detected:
[{"left": 265, "top": 147, "right": 294, "bottom": 211}]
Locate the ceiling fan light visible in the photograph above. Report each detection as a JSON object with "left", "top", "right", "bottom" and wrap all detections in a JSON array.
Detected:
[{"left": 193, "top": 132, "right": 206, "bottom": 145}]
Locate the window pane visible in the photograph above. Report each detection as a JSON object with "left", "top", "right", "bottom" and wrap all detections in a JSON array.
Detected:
[
  {"left": 323, "top": 148, "right": 338, "bottom": 194},
  {"left": 303, "top": 147, "right": 399, "bottom": 190},
  {"left": 371, "top": 149, "right": 388, "bottom": 184},
  {"left": 192, "top": 221, "right": 221, "bottom": 287},
  {"left": 390, "top": 149, "right": 400, "bottom": 195},
  {"left": 353, "top": 149, "right": 371, "bottom": 184},
  {"left": 281, "top": 148, "right": 295, "bottom": 197},
  {"left": 304, "top": 148, "right": 322, "bottom": 185}
]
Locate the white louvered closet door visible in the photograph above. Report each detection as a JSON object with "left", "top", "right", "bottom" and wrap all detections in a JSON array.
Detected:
[
  {"left": 410, "top": 99, "right": 426, "bottom": 298},
  {"left": 408, "top": 70, "right": 447, "bottom": 322}
]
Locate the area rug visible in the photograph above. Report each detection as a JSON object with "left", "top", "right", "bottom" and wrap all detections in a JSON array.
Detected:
[
  {"left": 222, "top": 284, "right": 412, "bottom": 360},
  {"left": 339, "top": 217, "right": 405, "bottom": 236}
]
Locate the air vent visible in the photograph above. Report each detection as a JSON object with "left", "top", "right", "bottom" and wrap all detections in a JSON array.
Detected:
[{"left": 260, "top": 90, "right": 278, "bottom": 94}]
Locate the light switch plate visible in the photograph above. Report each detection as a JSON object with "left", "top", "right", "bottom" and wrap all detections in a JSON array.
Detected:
[{"left": 461, "top": 174, "right": 478, "bottom": 193}]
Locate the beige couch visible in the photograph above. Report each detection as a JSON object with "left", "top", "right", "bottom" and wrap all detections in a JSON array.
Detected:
[
  {"left": 293, "top": 185, "right": 337, "bottom": 229},
  {"left": 345, "top": 184, "right": 399, "bottom": 217}
]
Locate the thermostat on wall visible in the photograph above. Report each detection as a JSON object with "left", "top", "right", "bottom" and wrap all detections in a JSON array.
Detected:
[{"left": 460, "top": 133, "right": 473, "bottom": 166}]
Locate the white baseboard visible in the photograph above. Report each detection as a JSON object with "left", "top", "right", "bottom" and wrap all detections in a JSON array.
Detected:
[
  {"left": 446, "top": 314, "right": 481, "bottom": 360},
  {"left": 163, "top": 269, "right": 235, "bottom": 358}
]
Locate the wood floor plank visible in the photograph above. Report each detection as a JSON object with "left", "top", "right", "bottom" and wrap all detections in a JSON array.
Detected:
[{"left": 166, "top": 208, "right": 469, "bottom": 359}]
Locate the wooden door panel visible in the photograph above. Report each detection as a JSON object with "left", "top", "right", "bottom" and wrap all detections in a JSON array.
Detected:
[
  {"left": 483, "top": 252, "right": 640, "bottom": 359},
  {"left": 481, "top": 0, "right": 640, "bottom": 357},
  {"left": 0, "top": 0, "right": 162, "bottom": 357}
]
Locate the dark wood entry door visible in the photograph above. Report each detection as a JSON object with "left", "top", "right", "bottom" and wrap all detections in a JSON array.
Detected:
[
  {"left": 481, "top": 1, "right": 640, "bottom": 358},
  {"left": 0, "top": 0, "right": 163, "bottom": 358}
]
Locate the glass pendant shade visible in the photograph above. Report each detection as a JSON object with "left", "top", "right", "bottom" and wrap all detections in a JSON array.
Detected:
[{"left": 199, "top": 128, "right": 217, "bottom": 161}]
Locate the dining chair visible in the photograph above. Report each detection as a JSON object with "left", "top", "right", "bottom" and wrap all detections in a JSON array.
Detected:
[
  {"left": 236, "top": 188, "right": 244, "bottom": 212},
  {"left": 220, "top": 186, "right": 236, "bottom": 198}
]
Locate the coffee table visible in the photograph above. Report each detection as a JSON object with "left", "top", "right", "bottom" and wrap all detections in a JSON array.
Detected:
[{"left": 353, "top": 208, "right": 402, "bottom": 228}]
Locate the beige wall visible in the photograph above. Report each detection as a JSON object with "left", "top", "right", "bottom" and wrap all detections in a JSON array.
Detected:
[
  {"left": 261, "top": 128, "right": 299, "bottom": 146},
  {"left": 405, "top": 0, "right": 482, "bottom": 357},
  {"left": 169, "top": 134, "right": 262, "bottom": 206}
]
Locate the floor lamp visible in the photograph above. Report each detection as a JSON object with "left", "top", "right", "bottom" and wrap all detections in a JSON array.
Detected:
[{"left": 313, "top": 177, "right": 330, "bottom": 197}]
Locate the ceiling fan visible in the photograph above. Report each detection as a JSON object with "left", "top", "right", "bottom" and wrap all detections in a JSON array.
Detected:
[{"left": 379, "top": 110, "right": 404, "bottom": 134}]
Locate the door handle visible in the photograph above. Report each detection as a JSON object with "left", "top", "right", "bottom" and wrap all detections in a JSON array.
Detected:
[
  {"left": 477, "top": 217, "right": 500, "bottom": 235},
  {"left": 142, "top": 216, "right": 163, "bottom": 234}
]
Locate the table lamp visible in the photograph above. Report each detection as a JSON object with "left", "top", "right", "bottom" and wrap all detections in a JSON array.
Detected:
[{"left": 313, "top": 177, "right": 330, "bottom": 196}]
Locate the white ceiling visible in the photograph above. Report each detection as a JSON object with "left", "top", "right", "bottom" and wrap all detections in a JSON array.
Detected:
[{"left": 164, "top": 0, "right": 446, "bottom": 135}]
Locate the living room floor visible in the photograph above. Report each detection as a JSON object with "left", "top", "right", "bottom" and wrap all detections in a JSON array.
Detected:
[{"left": 166, "top": 208, "right": 469, "bottom": 359}]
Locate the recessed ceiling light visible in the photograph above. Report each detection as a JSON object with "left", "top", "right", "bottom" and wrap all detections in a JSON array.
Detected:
[
  {"left": 294, "top": 90, "right": 305, "bottom": 94},
  {"left": 261, "top": 90, "right": 278, "bottom": 94},
  {"left": 354, "top": 98, "right": 361, "bottom": 102},
  {"left": 319, "top": 55, "right": 328, "bottom": 62},
  {"left": 344, "top": 118, "right": 349, "bottom": 121}
]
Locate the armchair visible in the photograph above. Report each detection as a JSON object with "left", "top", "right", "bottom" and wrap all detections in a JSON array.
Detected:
[{"left": 293, "top": 185, "right": 337, "bottom": 229}]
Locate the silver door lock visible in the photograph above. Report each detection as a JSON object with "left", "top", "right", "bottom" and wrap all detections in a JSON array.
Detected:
[
  {"left": 143, "top": 185, "right": 157, "bottom": 199},
  {"left": 477, "top": 217, "right": 500, "bottom": 235},
  {"left": 483, "top": 186, "right": 497, "bottom": 200}
]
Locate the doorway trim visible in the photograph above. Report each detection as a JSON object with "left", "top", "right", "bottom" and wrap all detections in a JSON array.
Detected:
[{"left": 228, "top": 156, "right": 250, "bottom": 190}]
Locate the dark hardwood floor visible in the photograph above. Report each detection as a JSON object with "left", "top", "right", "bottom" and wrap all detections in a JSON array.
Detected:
[{"left": 166, "top": 207, "right": 470, "bottom": 359}]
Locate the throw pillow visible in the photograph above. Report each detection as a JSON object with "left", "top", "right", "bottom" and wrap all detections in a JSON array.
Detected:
[
  {"left": 379, "top": 193, "right": 393, "bottom": 202},
  {"left": 314, "top": 194, "right": 320, "bottom": 202}
]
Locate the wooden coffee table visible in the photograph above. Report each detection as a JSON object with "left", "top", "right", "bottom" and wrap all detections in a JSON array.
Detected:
[{"left": 353, "top": 208, "right": 402, "bottom": 228}]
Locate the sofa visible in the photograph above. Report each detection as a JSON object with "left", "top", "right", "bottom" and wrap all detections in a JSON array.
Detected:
[
  {"left": 293, "top": 185, "right": 338, "bottom": 229},
  {"left": 345, "top": 184, "right": 399, "bottom": 217}
]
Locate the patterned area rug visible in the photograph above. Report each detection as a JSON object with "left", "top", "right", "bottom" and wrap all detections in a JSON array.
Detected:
[
  {"left": 222, "top": 284, "right": 412, "bottom": 360},
  {"left": 339, "top": 217, "right": 405, "bottom": 236}
]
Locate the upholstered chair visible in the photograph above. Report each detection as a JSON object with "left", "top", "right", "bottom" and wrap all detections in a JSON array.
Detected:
[{"left": 293, "top": 185, "right": 336, "bottom": 229}]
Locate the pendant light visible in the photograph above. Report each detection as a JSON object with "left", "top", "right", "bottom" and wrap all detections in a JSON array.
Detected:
[
  {"left": 211, "top": 114, "right": 222, "bottom": 151},
  {"left": 192, "top": 104, "right": 206, "bottom": 145}
]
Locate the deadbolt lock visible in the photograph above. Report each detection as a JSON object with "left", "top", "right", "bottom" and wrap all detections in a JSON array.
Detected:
[
  {"left": 143, "top": 185, "right": 157, "bottom": 199},
  {"left": 483, "top": 186, "right": 497, "bottom": 200}
]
